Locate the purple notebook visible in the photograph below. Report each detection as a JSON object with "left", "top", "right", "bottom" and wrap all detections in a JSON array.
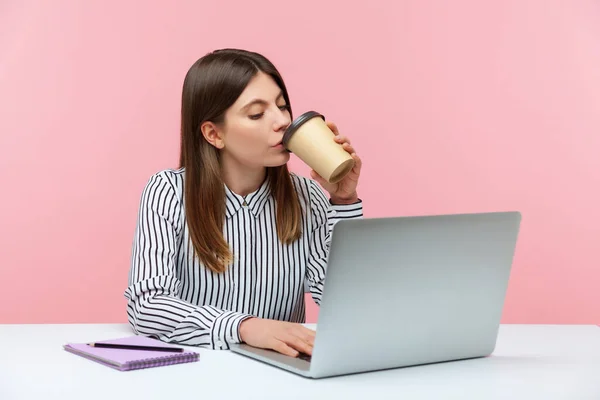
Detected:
[{"left": 63, "top": 336, "right": 200, "bottom": 371}]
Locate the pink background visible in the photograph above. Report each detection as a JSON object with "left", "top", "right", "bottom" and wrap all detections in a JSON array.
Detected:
[{"left": 1, "top": 0, "right": 599, "bottom": 325}]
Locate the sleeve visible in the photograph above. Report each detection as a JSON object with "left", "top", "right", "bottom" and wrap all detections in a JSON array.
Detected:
[
  {"left": 124, "top": 172, "right": 251, "bottom": 350},
  {"left": 305, "top": 180, "right": 363, "bottom": 305}
]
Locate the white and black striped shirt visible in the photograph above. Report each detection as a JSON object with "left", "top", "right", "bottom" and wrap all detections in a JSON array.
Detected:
[{"left": 124, "top": 168, "right": 363, "bottom": 350}]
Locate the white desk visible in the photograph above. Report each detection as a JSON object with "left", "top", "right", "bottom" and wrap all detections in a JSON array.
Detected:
[{"left": 1, "top": 324, "right": 599, "bottom": 400}]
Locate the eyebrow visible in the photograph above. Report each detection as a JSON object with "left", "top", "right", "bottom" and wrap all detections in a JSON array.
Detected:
[{"left": 241, "top": 92, "right": 285, "bottom": 112}]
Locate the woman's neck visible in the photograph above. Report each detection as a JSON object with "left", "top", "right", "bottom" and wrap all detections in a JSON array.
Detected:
[{"left": 221, "top": 157, "right": 266, "bottom": 197}]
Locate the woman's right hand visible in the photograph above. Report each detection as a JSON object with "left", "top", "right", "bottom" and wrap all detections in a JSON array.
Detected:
[{"left": 239, "top": 317, "right": 316, "bottom": 357}]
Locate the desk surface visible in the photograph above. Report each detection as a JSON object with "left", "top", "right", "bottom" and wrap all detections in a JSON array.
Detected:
[{"left": 1, "top": 324, "right": 599, "bottom": 400}]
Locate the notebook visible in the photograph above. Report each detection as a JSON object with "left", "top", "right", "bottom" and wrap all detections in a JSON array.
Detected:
[{"left": 63, "top": 335, "right": 200, "bottom": 371}]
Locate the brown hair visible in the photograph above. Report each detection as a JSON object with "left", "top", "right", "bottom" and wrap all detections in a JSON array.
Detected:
[{"left": 179, "top": 49, "right": 302, "bottom": 273}]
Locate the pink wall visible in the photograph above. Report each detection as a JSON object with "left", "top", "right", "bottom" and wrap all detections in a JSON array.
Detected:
[{"left": 1, "top": 0, "right": 599, "bottom": 324}]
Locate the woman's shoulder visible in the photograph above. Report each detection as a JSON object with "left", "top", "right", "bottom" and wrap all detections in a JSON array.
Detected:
[
  {"left": 152, "top": 167, "right": 185, "bottom": 185},
  {"left": 290, "top": 172, "right": 319, "bottom": 194},
  {"left": 289, "top": 173, "right": 328, "bottom": 210},
  {"left": 141, "top": 167, "right": 186, "bottom": 200}
]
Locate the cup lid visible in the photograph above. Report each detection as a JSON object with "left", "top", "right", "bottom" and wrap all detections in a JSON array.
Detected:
[{"left": 282, "top": 111, "right": 325, "bottom": 151}]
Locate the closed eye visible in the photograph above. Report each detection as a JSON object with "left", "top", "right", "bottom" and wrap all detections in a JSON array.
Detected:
[{"left": 248, "top": 104, "right": 290, "bottom": 120}]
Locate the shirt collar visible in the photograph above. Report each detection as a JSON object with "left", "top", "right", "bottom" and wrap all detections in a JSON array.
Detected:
[{"left": 224, "top": 178, "right": 272, "bottom": 219}]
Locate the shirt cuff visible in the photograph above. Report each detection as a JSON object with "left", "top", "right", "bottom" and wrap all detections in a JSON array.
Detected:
[
  {"left": 212, "top": 310, "right": 252, "bottom": 350},
  {"left": 329, "top": 199, "right": 363, "bottom": 218}
]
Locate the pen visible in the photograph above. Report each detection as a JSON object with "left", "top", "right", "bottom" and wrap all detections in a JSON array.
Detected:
[{"left": 87, "top": 342, "right": 185, "bottom": 353}]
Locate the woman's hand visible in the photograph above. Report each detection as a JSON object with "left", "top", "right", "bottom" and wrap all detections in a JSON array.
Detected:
[
  {"left": 239, "top": 317, "right": 316, "bottom": 357},
  {"left": 310, "top": 121, "right": 362, "bottom": 205}
]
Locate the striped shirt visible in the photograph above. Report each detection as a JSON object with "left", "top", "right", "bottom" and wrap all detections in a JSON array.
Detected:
[{"left": 124, "top": 168, "right": 363, "bottom": 350}]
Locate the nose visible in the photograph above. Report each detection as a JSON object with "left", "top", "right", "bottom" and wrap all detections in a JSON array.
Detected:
[{"left": 274, "top": 108, "right": 291, "bottom": 132}]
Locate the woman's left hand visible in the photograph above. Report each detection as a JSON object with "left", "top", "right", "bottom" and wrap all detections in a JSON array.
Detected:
[{"left": 310, "top": 122, "right": 362, "bottom": 205}]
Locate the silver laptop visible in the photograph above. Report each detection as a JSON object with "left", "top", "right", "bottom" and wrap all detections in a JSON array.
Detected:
[{"left": 229, "top": 212, "right": 522, "bottom": 378}]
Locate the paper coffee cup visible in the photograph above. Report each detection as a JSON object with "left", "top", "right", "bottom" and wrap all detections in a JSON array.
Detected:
[{"left": 282, "top": 111, "right": 355, "bottom": 184}]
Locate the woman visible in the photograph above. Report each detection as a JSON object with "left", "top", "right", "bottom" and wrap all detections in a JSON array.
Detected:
[{"left": 124, "top": 48, "right": 363, "bottom": 358}]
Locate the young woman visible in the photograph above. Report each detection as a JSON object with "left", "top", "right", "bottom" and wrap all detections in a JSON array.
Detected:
[{"left": 124, "top": 49, "right": 363, "bottom": 358}]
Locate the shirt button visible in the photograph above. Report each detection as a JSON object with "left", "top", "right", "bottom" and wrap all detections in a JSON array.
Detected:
[{"left": 217, "top": 340, "right": 223, "bottom": 349}]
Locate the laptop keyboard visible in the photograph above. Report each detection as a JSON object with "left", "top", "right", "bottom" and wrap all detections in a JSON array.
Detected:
[{"left": 298, "top": 353, "right": 312, "bottom": 362}]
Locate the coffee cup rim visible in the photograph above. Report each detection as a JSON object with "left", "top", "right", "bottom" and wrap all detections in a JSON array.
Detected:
[{"left": 282, "top": 111, "right": 325, "bottom": 151}]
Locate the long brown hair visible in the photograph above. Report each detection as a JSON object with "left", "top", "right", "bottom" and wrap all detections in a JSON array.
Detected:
[{"left": 179, "top": 49, "right": 302, "bottom": 273}]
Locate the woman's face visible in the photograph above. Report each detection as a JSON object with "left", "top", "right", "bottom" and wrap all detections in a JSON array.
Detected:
[{"left": 219, "top": 72, "right": 292, "bottom": 169}]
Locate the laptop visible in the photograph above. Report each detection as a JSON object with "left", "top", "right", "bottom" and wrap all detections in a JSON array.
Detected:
[{"left": 229, "top": 211, "right": 522, "bottom": 378}]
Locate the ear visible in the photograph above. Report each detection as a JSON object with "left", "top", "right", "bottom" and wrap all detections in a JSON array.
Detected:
[{"left": 200, "top": 121, "right": 225, "bottom": 149}]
